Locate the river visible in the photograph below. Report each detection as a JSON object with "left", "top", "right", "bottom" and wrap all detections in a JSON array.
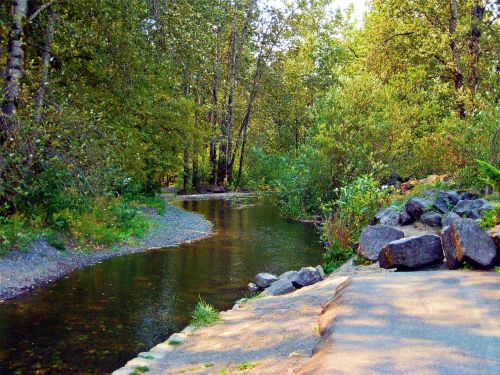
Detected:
[{"left": 0, "top": 197, "right": 322, "bottom": 374}]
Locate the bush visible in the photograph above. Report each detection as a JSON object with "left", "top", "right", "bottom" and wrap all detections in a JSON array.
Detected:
[
  {"left": 322, "top": 176, "right": 390, "bottom": 271},
  {"left": 477, "top": 160, "right": 500, "bottom": 193},
  {"left": 190, "top": 298, "right": 221, "bottom": 328},
  {"left": 480, "top": 206, "right": 500, "bottom": 229},
  {"left": 0, "top": 215, "right": 40, "bottom": 254}
]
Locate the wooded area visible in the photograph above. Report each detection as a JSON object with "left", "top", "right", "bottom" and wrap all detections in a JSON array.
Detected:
[{"left": 0, "top": 0, "right": 498, "bottom": 249}]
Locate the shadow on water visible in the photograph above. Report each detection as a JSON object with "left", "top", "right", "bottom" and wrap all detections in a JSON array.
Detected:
[{"left": 0, "top": 197, "right": 322, "bottom": 374}]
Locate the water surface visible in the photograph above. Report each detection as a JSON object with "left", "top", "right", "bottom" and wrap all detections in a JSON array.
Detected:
[{"left": 0, "top": 198, "right": 322, "bottom": 374}]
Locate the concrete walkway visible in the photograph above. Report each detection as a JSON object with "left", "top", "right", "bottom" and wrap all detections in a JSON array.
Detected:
[{"left": 299, "top": 271, "right": 500, "bottom": 375}]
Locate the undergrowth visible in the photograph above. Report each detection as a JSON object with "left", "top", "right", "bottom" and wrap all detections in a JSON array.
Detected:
[
  {"left": 0, "top": 194, "right": 165, "bottom": 254},
  {"left": 190, "top": 298, "right": 221, "bottom": 327}
]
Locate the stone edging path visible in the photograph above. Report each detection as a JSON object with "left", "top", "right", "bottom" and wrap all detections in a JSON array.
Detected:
[{"left": 0, "top": 203, "right": 212, "bottom": 300}]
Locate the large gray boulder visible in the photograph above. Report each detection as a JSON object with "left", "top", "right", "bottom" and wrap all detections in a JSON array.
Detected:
[
  {"left": 405, "top": 198, "right": 431, "bottom": 219},
  {"left": 290, "top": 266, "right": 324, "bottom": 288},
  {"left": 278, "top": 270, "right": 297, "bottom": 281},
  {"left": 254, "top": 273, "right": 278, "bottom": 288},
  {"left": 433, "top": 191, "right": 460, "bottom": 213},
  {"left": 442, "top": 212, "right": 461, "bottom": 227},
  {"left": 379, "top": 234, "right": 444, "bottom": 270},
  {"left": 358, "top": 225, "right": 405, "bottom": 261},
  {"left": 453, "top": 199, "right": 489, "bottom": 219},
  {"left": 420, "top": 211, "right": 442, "bottom": 227},
  {"left": 315, "top": 265, "right": 326, "bottom": 279},
  {"left": 440, "top": 218, "right": 497, "bottom": 270},
  {"left": 262, "top": 278, "right": 295, "bottom": 296},
  {"left": 460, "top": 192, "right": 480, "bottom": 200},
  {"left": 398, "top": 208, "right": 414, "bottom": 225},
  {"left": 372, "top": 207, "right": 400, "bottom": 226}
]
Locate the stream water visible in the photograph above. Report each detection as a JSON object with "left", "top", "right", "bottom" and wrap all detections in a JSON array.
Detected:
[{"left": 0, "top": 197, "right": 322, "bottom": 374}]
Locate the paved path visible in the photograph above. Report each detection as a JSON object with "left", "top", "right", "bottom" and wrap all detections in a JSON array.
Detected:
[{"left": 299, "top": 271, "right": 500, "bottom": 375}]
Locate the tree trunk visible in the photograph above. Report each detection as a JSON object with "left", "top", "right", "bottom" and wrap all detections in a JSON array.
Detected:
[
  {"left": 467, "top": 2, "right": 485, "bottom": 110},
  {"left": 448, "top": 0, "right": 466, "bottom": 118},
  {"left": 225, "top": 3, "right": 238, "bottom": 185},
  {"left": 183, "top": 146, "right": 190, "bottom": 193},
  {"left": 1, "top": 0, "right": 28, "bottom": 141},
  {"left": 33, "top": 5, "right": 56, "bottom": 123},
  {"left": 209, "top": 27, "right": 221, "bottom": 185},
  {"left": 217, "top": 26, "right": 235, "bottom": 185},
  {"left": 192, "top": 157, "right": 199, "bottom": 192},
  {"left": 183, "top": 75, "right": 190, "bottom": 193}
]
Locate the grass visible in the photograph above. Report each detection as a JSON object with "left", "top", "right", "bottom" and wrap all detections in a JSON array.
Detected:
[
  {"left": 167, "top": 337, "right": 184, "bottom": 346},
  {"left": 239, "top": 293, "right": 264, "bottom": 305},
  {"left": 130, "top": 195, "right": 167, "bottom": 215},
  {"left": 138, "top": 354, "right": 154, "bottom": 360},
  {"left": 190, "top": 298, "right": 221, "bottom": 327},
  {"left": 129, "top": 365, "right": 149, "bottom": 375},
  {"left": 0, "top": 193, "right": 167, "bottom": 255},
  {"left": 0, "top": 214, "right": 43, "bottom": 254},
  {"left": 235, "top": 361, "right": 258, "bottom": 371}
]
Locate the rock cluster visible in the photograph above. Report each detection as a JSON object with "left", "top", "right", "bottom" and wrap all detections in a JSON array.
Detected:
[
  {"left": 395, "top": 191, "right": 493, "bottom": 228},
  {"left": 249, "top": 266, "right": 325, "bottom": 297},
  {"left": 356, "top": 190, "right": 498, "bottom": 271}
]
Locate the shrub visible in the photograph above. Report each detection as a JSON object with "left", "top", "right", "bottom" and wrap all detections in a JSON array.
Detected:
[
  {"left": 322, "top": 176, "right": 390, "bottom": 271},
  {"left": 477, "top": 160, "right": 500, "bottom": 193},
  {"left": 190, "top": 298, "right": 221, "bottom": 328},
  {"left": 480, "top": 206, "right": 500, "bottom": 229},
  {"left": 0, "top": 215, "right": 40, "bottom": 254}
]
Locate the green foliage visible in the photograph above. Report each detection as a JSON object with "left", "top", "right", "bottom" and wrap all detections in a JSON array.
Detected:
[
  {"left": 323, "top": 240, "right": 353, "bottom": 273},
  {"left": 322, "top": 176, "right": 390, "bottom": 271},
  {"left": 235, "top": 362, "right": 258, "bottom": 371},
  {"left": 47, "top": 234, "right": 66, "bottom": 251},
  {"left": 129, "top": 366, "right": 149, "bottom": 375},
  {"left": 190, "top": 298, "right": 221, "bottom": 328},
  {"left": 477, "top": 160, "right": 500, "bottom": 193},
  {"left": 480, "top": 206, "right": 500, "bottom": 229},
  {"left": 0, "top": 215, "right": 40, "bottom": 254}
]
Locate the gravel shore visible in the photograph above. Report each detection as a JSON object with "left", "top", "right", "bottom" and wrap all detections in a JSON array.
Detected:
[{"left": 0, "top": 203, "right": 212, "bottom": 301}]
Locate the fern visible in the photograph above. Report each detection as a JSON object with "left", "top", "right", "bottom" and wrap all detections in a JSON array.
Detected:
[{"left": 477, "top": 160, "right": 500, "bottom": 192}]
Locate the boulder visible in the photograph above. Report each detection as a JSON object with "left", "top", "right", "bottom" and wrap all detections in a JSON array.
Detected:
[
  {"left": 440, "top": 218, "right": 497, "bottom": 270},
  {"left": 489, "top": 225, "right": 500, "bottom": 249},
  {"left": 290, "top": 266, "right": 324, "bottom": 288},
  {"left": 453, "top": 199, "right": 489, "bottom": 219},
  {"left": 420, "top": 211, "right": 442, "bottom": 227},
  {"left": 405, "top": 198, "right": 431, "bottom": 219},
  {"left": 316, "top": 265, "right": 326, "bottom": 279},
  {"left": 358, "top": 225, "right": 405, "bottom": 261},
  {"left": 479, "top": 201, "right": 494, "bottom": 215},
  {"left": 433, "top": 191, "right": 460, "bottom": 213},
  {"left": 254, "top": 273, "right": 278, "bottom": 288},
  {"left": 460, "top": 192, "right": 480, "bottom": 200},
  {"left": 442, "top": 212, "right": 461, "bottom": 227},
  {"left": 372, "top": 207, "right": 400, "bottom": 226},
  {"left": 398, "top": 208, "right": 414, "bottom": 225},
  {"left": 247, "top": 282, "right": 259, "bottom": 293},
  {"left": 278, "top": 270, "right": 298, "bottom": 281},
  {"left": 262, "top": 278, "right": 295, "bottom": 296},
  {"left": 379, "top": 234, "right": 444, "bottom": 270}
]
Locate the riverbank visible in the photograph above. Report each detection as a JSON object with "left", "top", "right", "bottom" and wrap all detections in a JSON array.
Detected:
[{"left": 0, "top": 204, "right": 212, "bottom": 301}]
